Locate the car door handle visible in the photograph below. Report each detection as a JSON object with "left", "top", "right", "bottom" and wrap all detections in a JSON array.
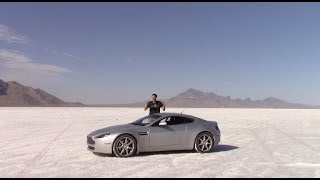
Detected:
[{"left": 138, "top": 132, "right": 149, "bottom": 136}]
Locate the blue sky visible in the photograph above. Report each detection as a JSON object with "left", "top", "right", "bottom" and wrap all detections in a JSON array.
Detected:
[{"left": 0, "top": 2, "right": 320, "bottom": 105}]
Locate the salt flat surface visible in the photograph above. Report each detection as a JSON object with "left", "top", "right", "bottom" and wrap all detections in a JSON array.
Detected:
[{"left": 0, "top": 107, "right": 320, "bottom": 178}]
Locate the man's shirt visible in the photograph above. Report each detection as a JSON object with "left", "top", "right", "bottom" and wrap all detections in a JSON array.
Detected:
[{"left": 146, "top": 101, "right": 164, "bottom": 115}]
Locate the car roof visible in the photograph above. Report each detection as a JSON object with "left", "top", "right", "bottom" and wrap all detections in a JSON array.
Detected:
[{"left": 152, "top": 112, "right": 203, "bottom": 120}]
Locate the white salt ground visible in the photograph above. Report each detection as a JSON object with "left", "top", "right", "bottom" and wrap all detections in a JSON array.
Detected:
[{"left": 0, "top": 107, "right": 319, "bottom": 178}]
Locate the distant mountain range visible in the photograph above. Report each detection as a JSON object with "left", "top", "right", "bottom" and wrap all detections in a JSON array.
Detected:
[
  {"left": 0, "top": 79, "right": 318, "bottom": 108},
  {"left": 103, "top": 88, "right": 319, "bottom": 109},
  {"left": 0, "top": 79, "right": 83, "bottom": 107}
]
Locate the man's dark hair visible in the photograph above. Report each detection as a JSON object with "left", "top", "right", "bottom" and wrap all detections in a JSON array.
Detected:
[{"left": 152, "top": 94, "right": 157, "bottom": 98}]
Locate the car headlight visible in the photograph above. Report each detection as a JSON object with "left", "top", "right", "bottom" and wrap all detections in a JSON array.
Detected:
[{"left": 96, "top": 133, "right": 110, "bottom": 138}]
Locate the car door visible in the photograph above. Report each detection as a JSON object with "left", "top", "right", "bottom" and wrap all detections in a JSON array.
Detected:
[{"left": 149, "top": 116, "right": 187, "bottom": 147}]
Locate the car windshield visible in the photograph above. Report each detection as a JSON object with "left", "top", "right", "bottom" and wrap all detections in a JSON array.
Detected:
[{"left": 129, "top": 114, "right": 161, "bottom": 126}]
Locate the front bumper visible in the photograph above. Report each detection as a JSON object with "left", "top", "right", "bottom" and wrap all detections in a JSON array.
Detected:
[{"left": 87, "top": 135, "right": 117, "bottom": 154}]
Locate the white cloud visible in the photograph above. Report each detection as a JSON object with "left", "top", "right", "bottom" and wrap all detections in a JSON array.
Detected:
[
  {"left": 0, "top": 49, "right": 72, "bottom": 75},
  {"left": 62, "top": 52, "right": 76, "bottom": 58},
  {"left": 44, "top": 48, "right": 87, "bottom": 63},
  {"left": 44, "top": 48, "right": 58, "bottom": 55},
  {"left": 62, "top": 52, "right": 85, "bottom": 62},
  {"left": 0, "top": 24, "right": 28, "bottom": 44}
]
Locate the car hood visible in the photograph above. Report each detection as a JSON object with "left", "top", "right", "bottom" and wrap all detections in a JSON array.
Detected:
[{"left": 88, "top": 124, "right": 139, "bottom": 137}]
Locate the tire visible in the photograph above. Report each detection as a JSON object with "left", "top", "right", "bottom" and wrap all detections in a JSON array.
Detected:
[
  {"left": 112, "top": 134, "right": 137, "bottom": 158},
  {"left": 194, "top": 132, "right": 214, "bottom": 153}
]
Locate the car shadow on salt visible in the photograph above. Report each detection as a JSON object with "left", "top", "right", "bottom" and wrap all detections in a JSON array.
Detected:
[
  {"left": 93, "top": 144, "right": 239, "bottom": 157},
  {"left": 136, "top": 144, "right": 239, "bottom": 157},
  {"left": 211, "top": 144, "right": 239, "bottom": 152}
]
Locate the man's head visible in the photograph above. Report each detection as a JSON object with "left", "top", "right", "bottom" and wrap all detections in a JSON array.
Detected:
[{"left": 151, "top": 94, "right": 157, "bottom": 101}]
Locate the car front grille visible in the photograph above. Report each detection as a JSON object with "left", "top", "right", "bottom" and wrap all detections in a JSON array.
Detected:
[{"left": 87, "top": 136, "right": 95, "bottom": 144}]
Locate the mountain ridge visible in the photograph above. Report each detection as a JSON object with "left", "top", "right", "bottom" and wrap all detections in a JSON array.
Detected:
[
  {"left": 122, "top": 88, "right": 317, "bottom": 109},
  {"left": 0, "top": 79, "right": 317, "bottom": 108},
  {"left": 0, "top": 79, "right": 83, "bottom": 107}
]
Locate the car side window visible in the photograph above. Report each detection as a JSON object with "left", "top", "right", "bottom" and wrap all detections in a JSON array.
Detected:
[
  {"left": 152, "top": 116, "right": 194, "bottom": 126},
  {"left": 167, "top": 116, "right": 185, "bottom": 125},
  {"left": 160, "top": 117, "right": 170, "bottom": 124},
  {"left": 152, "top": 117, "right": 170, "bottom": 126},
  {"left": 184, "top": 117, "right": 194, "bottom": 123}
]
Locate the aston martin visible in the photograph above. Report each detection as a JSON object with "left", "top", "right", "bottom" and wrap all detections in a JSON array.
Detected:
[{"left": 86, "top": 112, "right": 220, "bottom": 157}]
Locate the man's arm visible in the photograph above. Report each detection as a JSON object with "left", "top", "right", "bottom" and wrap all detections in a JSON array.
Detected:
[
  {"left": 161, "top": 101, "right": 165, "bottom": 111},
  {"left": 144, "top": 101, "right": 150, "bottom": 111}
]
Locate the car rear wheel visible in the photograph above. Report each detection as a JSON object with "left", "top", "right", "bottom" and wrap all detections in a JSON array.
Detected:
[
  {"left": 112, "top": 134, "right": 137, "bottom": 158},
  {"left": 194, "top": 132, "right": 214, "bottom": 153}
]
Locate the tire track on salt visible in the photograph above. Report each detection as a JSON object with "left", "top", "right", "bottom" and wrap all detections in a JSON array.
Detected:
[{"left": 15, "top": 120, "right": 75, "bottom": 177}]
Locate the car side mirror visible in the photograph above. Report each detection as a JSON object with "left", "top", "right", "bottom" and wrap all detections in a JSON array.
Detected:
[{"left": 159, "top": 122, "right": 167, "bottom": 126}]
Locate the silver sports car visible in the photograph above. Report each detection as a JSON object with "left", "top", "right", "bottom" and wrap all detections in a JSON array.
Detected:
[{"left": 87, "top": 112, "right": 221, "bottom": 157}]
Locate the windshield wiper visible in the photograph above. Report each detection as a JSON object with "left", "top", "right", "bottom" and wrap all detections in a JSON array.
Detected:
[{"left": 129, "top": 122, "right": 140, "bottom": 125}]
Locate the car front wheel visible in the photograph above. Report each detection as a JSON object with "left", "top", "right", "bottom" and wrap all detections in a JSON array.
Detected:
[
  {"left": 112, "top": 134, "right": 137, "bottom": 157},
  {"left": 194, "top": 132, "right": 214, "bottom": 153}
]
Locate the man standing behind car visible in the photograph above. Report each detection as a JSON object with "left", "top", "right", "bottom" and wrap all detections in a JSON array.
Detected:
[{"left": 144, "top": 93, "right": 165, "bottom": 115}]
